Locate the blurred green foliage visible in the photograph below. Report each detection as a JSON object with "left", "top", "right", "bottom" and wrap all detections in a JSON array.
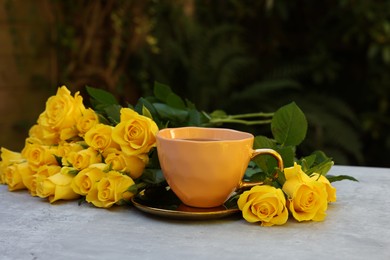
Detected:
[
  {"left": 5, "top": 0, "right": 390, "bottom": 166},
  {"left": 133, "top": 0, "right": 390, "bottom": 167}
]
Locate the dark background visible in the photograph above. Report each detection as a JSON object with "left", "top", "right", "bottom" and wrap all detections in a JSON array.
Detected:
[{"left": 1, "top": 0, "right": 389, "bottom": 167}]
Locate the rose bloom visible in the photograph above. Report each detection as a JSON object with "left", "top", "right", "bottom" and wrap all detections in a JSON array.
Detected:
[
  {"left": 37, "top": 86, "right": 86, "bottom": 140},
  {"left": 28, "top": 124, "right": 60, "bottom": 145},
  {"left": 104, "top": 148, "right": 147, "bottom": 179},
  {"left": 86, "top": 170, "right": 135, "bottom": 208},
  {"left": 59, "top": 126, "right": 79, "bottom": 141},
  {"left": 72, "top": 147, "right": 102, "bottom": 170},
  {"left": 0, "top": 148, "right": 24, "bottom": 184},
  {"left": 84, "top": 124, "right": 119, "bottom": 153},
  {"left": 311, "top": 173, "right": 337, "bottom": 203},
  {"left": 238, "top": 185, "right": 289, "bottom": 226},
  {"left": 112, "top": 108, "right": 158, "bottom": 156},
  {"left": 0, "top": 147, "right": 24, "bottom": 166},
  {"left": 0, "top": 167, "right": 4, "bottom": 184},
  {"left": 29, "top": 165, "right": 62, "bottom": 196},
  {"left": 17, "top": 161, "right": 36, "bottom": 191},
  {"left": 36, "top": 167, "right": 80, "bottom": 203},
  {"left": 57, "top": 141, "right": 85, "bottom": 167},
  {"left": 76, "top": 108, "right": 99, "bottom": 137},
  {"left": 282, "top": 163, "right": 329, "bottom": 222},
  {"left": 56, "top": 141, "right": 86, "bottom": 158},
  {"left": 71, "top": 163, "right": 107, "bottom": 196},
  {"left": 3, "top": 164, "right": 26, "bottom": 191},
  {"left": 2, "top": 160, "right": 34, "bottom": 192},
  {"left": 21, "top": 142, "right": 58, "bottom": 171}
]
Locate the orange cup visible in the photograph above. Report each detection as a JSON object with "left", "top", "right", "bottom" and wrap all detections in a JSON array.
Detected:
[{"left": 156, "top": 127, "right": 284, "bottom": 208}]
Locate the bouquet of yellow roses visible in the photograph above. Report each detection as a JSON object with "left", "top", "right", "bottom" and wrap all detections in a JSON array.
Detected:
[
  {"left": 0, "top": 86, "right": 159, "bottom": 207},
  {"left": 0, "top": 82, "right": 356, "bottom": 226}
]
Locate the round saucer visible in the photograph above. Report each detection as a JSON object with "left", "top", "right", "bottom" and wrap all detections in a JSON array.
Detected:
[{"left": 131, "top": 187, "right": 240, "bottom": 220}]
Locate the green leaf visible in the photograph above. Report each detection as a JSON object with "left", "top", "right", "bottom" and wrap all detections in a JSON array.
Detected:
[
  {"left": 140, "top": 169, "right": 166, "bottom": 184},
  {"left": 252, "top": 151, "right": 279, "bottom": 176},
  {"left": 276, "top": 169, "right": 286, "bottom": 187},
  {"left": 305, "top": 158, "right": 334, "bottom": 176},
  {"left": 166, "top": 93, "right": 186, "bottom": 109},
  {"left": 299, "top": 150, "right": 334, "bottom": 176},
  {"left": 103, "top": 104, "right": 121, "bottom": 125},
  {"left": 271, "top": 102, "right": 307, "bottom": 146},
  {"left": 95, "top": 112, "right": 110, "bottom": 125},
  {"left": 153, "top": 103, "right": 189, "bottom": 123},
  {"left": 185, "top": 99, "right": 197, "bottom": 109},
  {"left": 224, "top": 195, "right": 239, "bottom": 209},
  {"left": 245, "top": 171, "right": 268, "bottom": 182},
  {"left": 154, "top": 82, "right": 186, "bottom": 109},
  {"left": 299, "top": 154, "right": 317, "bottom": 172},
  {"left": 188, "top": 109, "right": 203, "bottom": 126},
  {"left": 154, "top": 82, "right": 173, "bottom": 102},
  {"left": 210, "top": 109, "right": 228, "bottom": 119},
  {"left": 244, "top": 161, "right": 261, "bottom": 178},
  {"left": 54, "top": 155, "right": 63, "bottom": 166},
  {"left": 67, "top": 169, "right": 79, "bottom": 176},
  {"left": 326, "top": 174, "right": 359, "bottom": 183},
  {"left": 142, "top": 105, "right": 153, "bottom": 120},
  {"left": 311, "top": 150, "right": 331, "bottom": 164},
  {"left": 86, "top": 86, "right": 119, "bottom": 106},
  {"left": 253, "top": 135, "right": 276, "bottom": 149},
  {"left": 127, "top": 183, "right": 139, "bottom": 195},
  {"left": 276, "top": 146, "right": 295, "bottom": 168},
  {"left": 134, "top": 97, "right": 159, "bottom": 121},
  {"left": 252, "top": 136, "right": 295, "bottom": 175},
  {"left": 146, "top": 148, "right": 160, "bottom": 169}
]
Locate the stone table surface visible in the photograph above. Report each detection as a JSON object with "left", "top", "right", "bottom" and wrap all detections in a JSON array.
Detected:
[{"left": 1, "top": 165, "right": 390, "bottom": 260}]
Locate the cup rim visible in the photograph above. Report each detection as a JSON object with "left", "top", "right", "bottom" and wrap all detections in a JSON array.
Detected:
[{"left": 156, "top": 127, "right": 254, "bottom": 142}]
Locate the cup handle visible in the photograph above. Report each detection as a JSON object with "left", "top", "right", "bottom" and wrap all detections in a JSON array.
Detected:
[{"left": 238, "top": 148, "right": 284, "bottom": 190}]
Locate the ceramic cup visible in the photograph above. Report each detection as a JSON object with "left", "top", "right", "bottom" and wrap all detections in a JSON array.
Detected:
[{"left": 156, "top": 127, "right": 284, "bottom": 208}]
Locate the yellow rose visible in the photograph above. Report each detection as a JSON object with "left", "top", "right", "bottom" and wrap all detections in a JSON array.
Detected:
[
  {"left": 30, "top": 165, "right": 62, "bottom": 196},
  {"left": 71, "top": 163, "right": 107, "bottom": 196},
  {"left": 85, "top": 124, "right": 119, "bottom": 153},
  {"left": 37, "top": 86, "right": 85, "bottom": 140},
  {"left": 0, "top": 148, "right": 25, "bottom": 184},
  {"left": 76, "top": 108, "right": 99, "bottom": 136},
  {"left": 21, "top": 143, "right": 58, "bottom": 171},
  {"left": 112, "top": 108, "right": 158, "bottom": 156},
  {"left": 1, "top": 147, "right": 24, "bottom": 166},
  {"left": 17, "top": 161, "right": 36, "bottom": 191},
  {"left": 0, "top": 166, "right": 4, "bottom": 184},
  {"left": 36, "top": 167, "right": 80, "bottom": 203},
  {"left": 0, "top": 149, "right": 19, "bottom": 184},
  {"left": 72, "top": 147, "right": 102, "bottom": 170},
  {"left": 311, "top": 173, "right": 337, "bottom": 203},
  {"left": 57, "top": 141, "right": 85, "bottom": 157},
  {"left": 28, "top": 124, "right": 59, "bottom": 145},
  {"left": 57, "top": 141, "right": 85, "bottom": 166},
  {"left": 103, "top": 148, "right": 147, "bottom": 179},
  {"left": 2, "top": 160, "right": 34, "bottom": 192},
  {"left": 3, "top": 164, "right": 26, "bottom": 191},
  {"left": 86, "top": 170, "right": 135, "bottom": 208},
  {"left": 59, "top": 127, "right": 80, "bottom": 141},
  {"left": 238, "top": 185, "right": 289, "bottom": 226},
  {"left": 282, "top": 163, "right": 328, "bottom": 222}
]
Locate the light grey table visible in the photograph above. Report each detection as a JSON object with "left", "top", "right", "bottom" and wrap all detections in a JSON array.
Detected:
[{"left": 1, "top": 165, "right": 389, "bottom": 260}]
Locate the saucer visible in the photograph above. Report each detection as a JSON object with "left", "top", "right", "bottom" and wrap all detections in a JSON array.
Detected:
[{"left": 131, "top": 187, "right": 240, "bottom": 220}]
